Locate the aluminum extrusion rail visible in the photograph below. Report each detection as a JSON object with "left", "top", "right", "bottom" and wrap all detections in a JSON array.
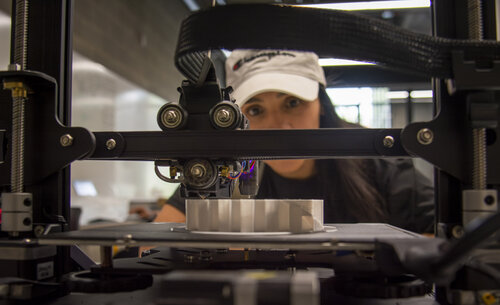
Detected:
[{"left": 88, "top": 128, "right": 408, "bottom": 160}]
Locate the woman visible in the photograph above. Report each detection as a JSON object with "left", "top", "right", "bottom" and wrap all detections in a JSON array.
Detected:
[{"left": 157, "top": 49, "right": 434, "bottom": 234}]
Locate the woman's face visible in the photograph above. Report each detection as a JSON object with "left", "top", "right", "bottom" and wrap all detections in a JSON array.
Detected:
[{"left": 240, "top": 91, "right": 321, "bottom": 179}]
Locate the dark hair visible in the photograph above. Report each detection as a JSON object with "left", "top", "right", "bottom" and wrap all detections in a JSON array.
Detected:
[
  {"left": 317, "top": 88, "right": 388, "bottom": 222},
  {"left": 258, "top": 88, "right": 388, "bottom": 223}
]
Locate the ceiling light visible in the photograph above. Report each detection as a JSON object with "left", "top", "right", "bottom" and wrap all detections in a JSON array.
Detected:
[
  {"left": 319, "top": 58, "right": 374, "bottom": 66},
  {"left": 410, "top": 90, "right": 433, "bottom": 98},
  {"left": 387, "top": 90, "right": 433, "bottom": 99},
  {"left": 386, "top": 91, "right": 409, "bottom": 99},
  {"left": 299, "top": 0, "right": 430, "bottom": 11}
]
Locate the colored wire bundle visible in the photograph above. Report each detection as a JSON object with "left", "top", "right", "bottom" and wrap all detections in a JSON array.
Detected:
[
  {"left": 246, "top": 160, "right": 256, "bottom": 174},
  {"left": 228, "top": 160, "right": 256, "bottom": 179}
]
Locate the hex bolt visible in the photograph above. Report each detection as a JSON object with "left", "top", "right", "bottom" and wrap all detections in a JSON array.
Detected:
[
  {"left": 383, "top": 135, "right": 395, "bottom": 148},
  {"left": 484, "top": 195, "right": 495, "bottom": 206},
  {"left": 165, "top": 110, "right": 178, "bottom": 123},
  {"left": 214, "top": 106, "right": 235, "bottom": 128},
  {"left": 34, "top": 225, "right": 45, "bottom": 237},
  {"left": 23, "top": 198, "right": 31, "bottom": 207},
  {"left": 106, "top": 139, "right": 117, "bottom": 150},
  {"left": 217, "top": 109, "right": 231, "bottom": 122},
  {"left": 161, "top": 108, "right": 183, "bottom": 128},
  {"left": 417, "top": 128, "right": 434, "bottom": 145},
  {"left": 451, "top": 225, "right": 464, "bottom": 239},
  {"left": 60, "top": 134, "right": 73, "bottom": 147}
]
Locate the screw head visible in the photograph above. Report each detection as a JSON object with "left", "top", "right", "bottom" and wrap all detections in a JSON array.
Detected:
[
  {"left": 165, "top": 110, "right": 178, "bottom": 123},
  {"left": 23, "top": 217, "right": 31, "bottom": 226},
  {"left": 60, "top": 134, "right": 73, "bottom": 147},
  {"left": 417, "top": 128, "right": 434, "bottom": 145},
  {"left": 484, "top": 195, "right": 495, "bottom": 206},
  {"left": 383, "top": 135, "right": 395, "bottom": 148},
  {"left": 34, "top": 225, "right": 45, "bottom": 237},
  {"left": 214, "top": 106, "right": 235, "bottom": 128},
  {"left": 106, "top": 139, "right": 117, "bottom": 150},
  {"left": 217, "top": 109, "right": 231, "bottom": 122},
  {"left": 161, "top": 107, "right": 183, "bottom": 128},
  {"left": 23, "top": 198, "right": 31, "bottom": 207},
  {"left": 451, "top": 225, "right": 464, "bottom": 239}
]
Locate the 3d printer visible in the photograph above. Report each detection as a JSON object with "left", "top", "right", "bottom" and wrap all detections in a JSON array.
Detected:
[{"left": 0, "top": 1, "right": 499, "bottom": 304}]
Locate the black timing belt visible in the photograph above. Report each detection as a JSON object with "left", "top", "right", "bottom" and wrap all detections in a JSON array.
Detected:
[{"left": 175, "top": 4, "right": 500, "bottom": 84}]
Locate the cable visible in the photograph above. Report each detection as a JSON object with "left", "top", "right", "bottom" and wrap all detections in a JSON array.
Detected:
[
  {"left": 243, "top": 160, "right": 256, "bottom": 174},
  {"left": 154, "top": 164, "right": 184, "bottom": 183},
  {"left": 465, "top": 259, "right": 500, "bottom": 287},
  {"left": 228, "top": 161, "right": 246, "bottom": 179},
  {"left": 175, "top": 4, "right": 500, "bottom": 83},
  {"left": 432, "top": 212, "right": 500, "bottom": 277}
]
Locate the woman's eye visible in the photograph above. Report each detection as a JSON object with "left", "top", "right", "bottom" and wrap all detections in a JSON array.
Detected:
[
  {"left": 286, "top": 98, "right": 303, "bottom": 108},
  {"left": 245, "top": 106, "right": 263, "bottom": 117}
]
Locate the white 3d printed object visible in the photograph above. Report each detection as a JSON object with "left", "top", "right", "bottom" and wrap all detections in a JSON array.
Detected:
[{"left": 186, "top": 199, "right": 324, "bottom": 233}]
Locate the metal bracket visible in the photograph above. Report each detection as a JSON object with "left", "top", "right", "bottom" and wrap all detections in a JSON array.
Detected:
[
  {"left": 0, "top": 71, "right": 96, "bottom": 185},
  {"left": 452, "top": 51, "right": 500, "bottom": 91},
  {"left": 462, "top": 189, "right": 498, "bottom": 227},
  {"left": 1, "top": 192, "right": 33, "bottom": 232},
  {"left": 467, "top": 91, "right": 499, "bottom": 129}
]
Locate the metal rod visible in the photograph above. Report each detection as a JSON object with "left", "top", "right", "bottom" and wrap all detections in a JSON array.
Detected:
[
  {"left": 14, "top": 0, "right": 28, "bottom": 69},
  {"left": 496, "top": 0, "right": 500, "bottom": 41},
  {"left": 10, "top": 95, "right": 25, "bottom": 193},
  {"left": 468, "top": 0, "right": 487, "bottom": 190},
  {"left": 467, "top": 0, "right": 483, "bottom": 40},
  {"left": 10, "top": 0, "right": 29, "bottom": 193},
  {"left": 472, "top": 128, "right": 487, "bottom": 189}
]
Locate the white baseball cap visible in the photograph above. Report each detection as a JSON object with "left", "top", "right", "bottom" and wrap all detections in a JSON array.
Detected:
[{"left": 225, "top": 49, "right": 326, "bottom": 107}]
